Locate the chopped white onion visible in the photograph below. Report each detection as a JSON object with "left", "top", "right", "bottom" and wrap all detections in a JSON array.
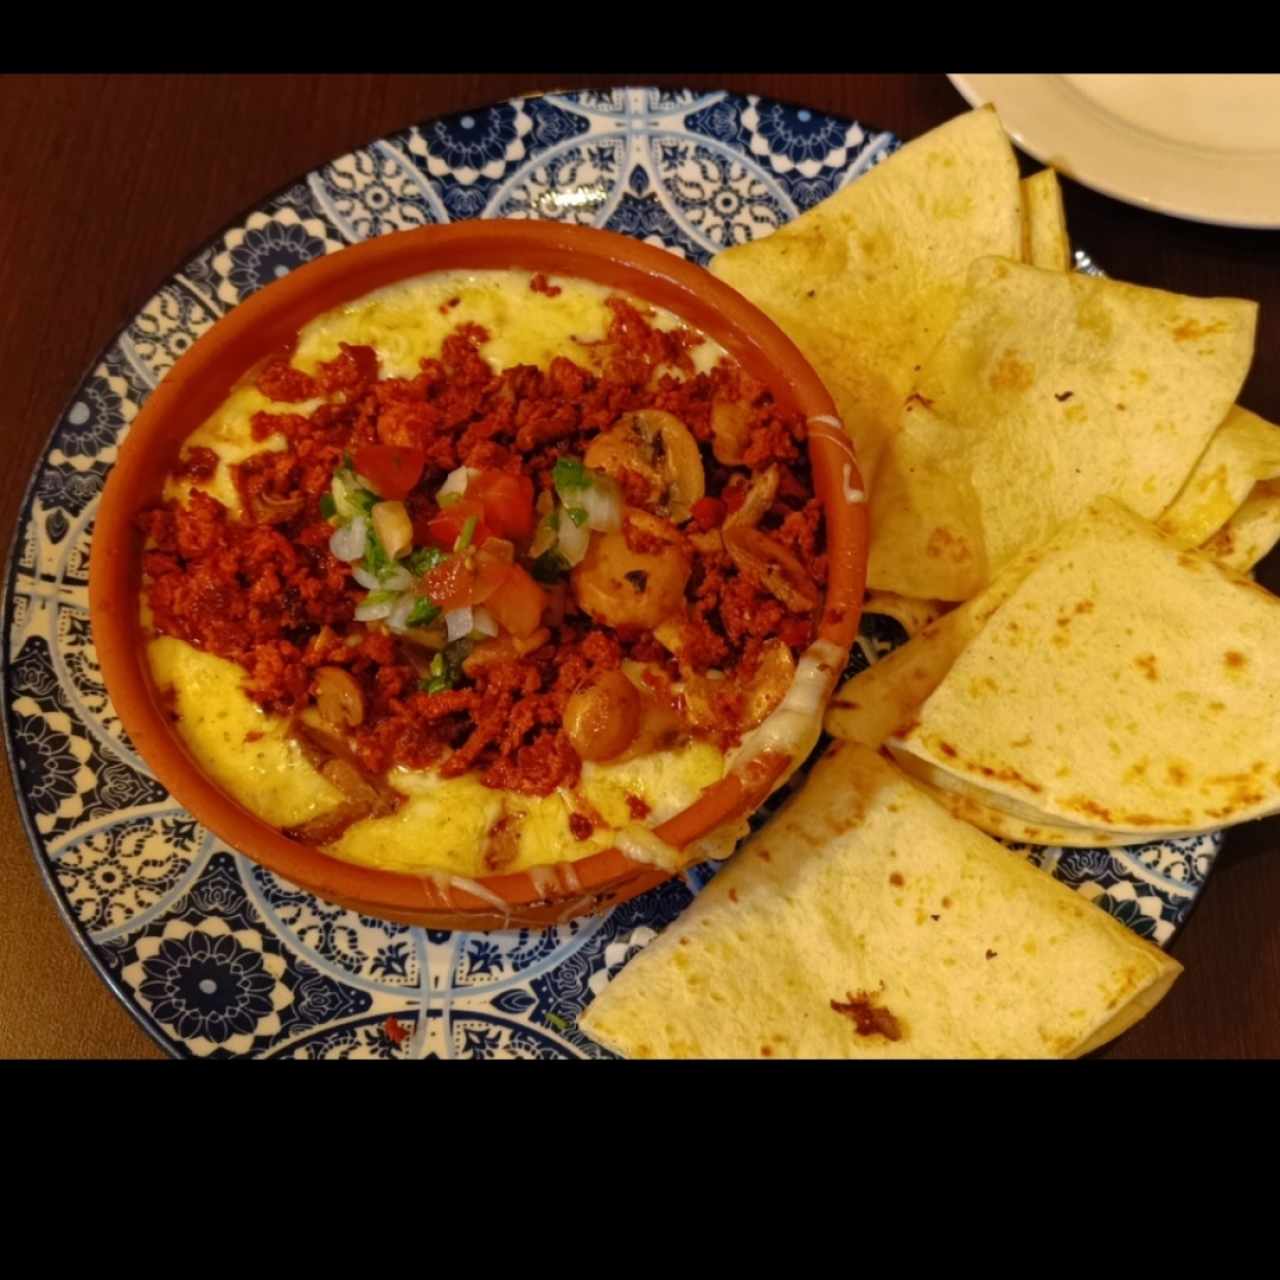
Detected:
[
  {"left": 380, "top": 566, "right": 415, "bottom": 592},
  {"left": 387, "top": 592, "right": 419, "bottom": 633},
  {"left": 437, "top": 466, "right": 478, "bottom": 503},
  {"left": 445, "top": 605, "right": 474, "bottom": 642},
  {"left": 355, "top": 593, "right": 396, "bottom": 622},
  {"left": 352, "top": 565, "right": 382, "bottom": 591},
  {"left": 472, "top": 606, "right": 499, "bottom": 638},
  {"left": 529, "top": 514, "right": 559, "bottom": 559},
  {"left": 556, "top": 506, "right": 591, "bottom": 565},
  {"left": 579, "top": 473, "right": 623, "bottom": 532},
  {"left": 329, "top": 518, "right": 368, "bottom": 563}
]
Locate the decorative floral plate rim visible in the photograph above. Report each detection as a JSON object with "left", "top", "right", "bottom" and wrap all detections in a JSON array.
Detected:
[{"left": 2, "top": 86, "right": 1221, "bottom": 1060}]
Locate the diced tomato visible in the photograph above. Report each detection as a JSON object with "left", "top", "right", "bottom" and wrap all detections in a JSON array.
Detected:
[
  {"left": 691, "top": 496, "right": 726, "bottom": 532},
  {"left": 354, "top": 444, "right": 426, "bottom": 501},
  {"left": 420, "top": 498, "right": 490, "bottom": 552},
  {"left": 421, "top": 555, "right": 476, "bottom": 612},
  {"left": 471, "top": 547, "right": 514, "bottom": 605},
  {"left": 469, "top": 471, "right": 535, "bottom": 541},
  {"left": 383, "top": 1016, "right": 409, "bottom": 1047},
  {"left": 485, "top": 565, "right": 546, "bottom": 638}
]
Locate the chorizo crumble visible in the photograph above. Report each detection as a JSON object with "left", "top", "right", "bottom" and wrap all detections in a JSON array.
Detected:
[{"left": 140, "top": 293, "right": 825, "bottom": 807}]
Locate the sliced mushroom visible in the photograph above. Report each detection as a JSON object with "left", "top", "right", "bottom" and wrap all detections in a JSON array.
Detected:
[
  {"left": 312, "top": 666, "right": 365, "bottom": 730},
  {"left": 725, "top": 465, "right": 779, "bottom": 532},
  {"left": 564, "top": 669, "right": 643, "bottom": 762},
  {"left": 584, "top": 409, "right": 705, "bottom": 523},
  {"left": 290, "top": 717, "right": 401, "bottom": 818},
  {"left": 724, "top": 524, "right": 821, "bottom": 613},
  {"left": 284, "top": 801, "right": 376, "bottom": 845},
  {"left": 572, "top": 509, "right": 691, "bottom": 630},
  {"left": 249, "top": 491, "right": 306, "bottom": 525}
]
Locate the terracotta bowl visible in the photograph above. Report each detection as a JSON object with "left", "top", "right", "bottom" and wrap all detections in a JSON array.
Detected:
[{"left": 90, "top": 221, "right": 868, "bottom": 929}]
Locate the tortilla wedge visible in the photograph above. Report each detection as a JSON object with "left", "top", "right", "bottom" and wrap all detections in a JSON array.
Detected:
[
  {"left": 867, "top": 257, "right": 1258, "bottom": 600},
  {"left": 709, "top": 107, "right": 1023, "bottom": 487},
  {"left": 1015, "top": 176, "right": 1275, "bottom": 571},
  {"left": 1022, "top": 169, "right": 1072, "bottom": 271},
  {"left": 579, "top": 742, "right": 1181, "bottom": 1059},
  {"left": 1200, "top": 478, "right": 1280, "bottom": 572},
  {"left": 889, "top": 498, "right": 1280, "bottom": 839},
  {"left": 825, "top": 534, "right": 1053, "bottom": 747},
  {"left": 1158, "top": 405, "right": 1280, "bottom": 547},
  {"left": 890, "top": 753, "right": 1160, "bottom": 849}
]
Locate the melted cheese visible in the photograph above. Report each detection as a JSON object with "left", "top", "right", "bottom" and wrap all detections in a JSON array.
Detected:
[
  {"left": 147, "top": 637, "right": 345, "bottom": 827},
  {"left": 149, "top": 269, "right": 733, "bottom": 876},
  {"left": 165, "top": 269, "right": 723, "bottom": 515},
  {"left": 150, "top": 636, "right": 726, "bottom": 875},
  {"left": 331, "top": 739, "right": 724, "bottom": 876}
]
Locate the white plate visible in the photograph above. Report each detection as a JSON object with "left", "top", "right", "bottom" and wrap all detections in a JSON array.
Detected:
[{"left": 949, "top": 74, "right": 1280, "bottom": 229}]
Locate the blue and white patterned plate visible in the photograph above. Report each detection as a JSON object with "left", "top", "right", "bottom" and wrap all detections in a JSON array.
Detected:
[{"left": 3, "top": 88, "right": 1220, "bottom": 1059}]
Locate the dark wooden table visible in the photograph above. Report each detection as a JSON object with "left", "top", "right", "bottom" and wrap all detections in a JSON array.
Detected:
[{"left": 2, "top": 73, "right": 1277, "bottom": 1059}]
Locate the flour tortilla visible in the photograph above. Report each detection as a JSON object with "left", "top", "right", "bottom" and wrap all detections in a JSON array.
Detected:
[
  {"left": 891, "top": 754, "right": 1158, "bottom": 849},
  {"left": 890, "top": 498, "right": 1280, "bottom": 838},
  {"left": 825, "top": 534, "right": 1052, "bottom": 747},
  {"left": 1014, "top": 174, "right": 1273, "bottom": 563},
  {"left": 867, "top": 257, "right": 1257, "bottom": 600},
  {"left": 709, "top": 107, "right": 1023, "bottom": 487},
  {"left": 1158, "top": 405, "right": 1280, "bottom": 547},
  {"left": 1200, "top": 478, "right": 1280, "bottom": 572},
  {"left": 580, "top": 742, "right": 1181, "bottom": 1059},
  {"left": 1022, "top": 170, "right": 1071, "bottom": 271}
]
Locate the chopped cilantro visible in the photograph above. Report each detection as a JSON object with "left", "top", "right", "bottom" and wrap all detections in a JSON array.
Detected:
[
  {"left": 567, "top": 506, "right": 588, "bottom": 527},
  {"left": 552, "top": 457, "right": 590, "bottom": 495},
  {"left": 406, "top": 545, "right": 448, "bottom": 575},
  {"left": 318, "top": 493, "right": 337, "bottom": 520},
  {"left": 333, "top": 465, "right": 379, "bottom": 517},
  {"left": 406, "top": 597, "right": 441, "bottom": 628},
  {"left": 420, "top": 639, "right": 473, "bottom": 693},
  {"left": 544, "top": 1012, "right": 571, "bottom": 1033},
  {"left": 363, "top": 523, "right": 393, "bottom": 579}
]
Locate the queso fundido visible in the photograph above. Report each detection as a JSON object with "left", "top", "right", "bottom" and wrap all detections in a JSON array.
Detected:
[{"left": 138, "top": 269, "right": 828, "bottom": 879}]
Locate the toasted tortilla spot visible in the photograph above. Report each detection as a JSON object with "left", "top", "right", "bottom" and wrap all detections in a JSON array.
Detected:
[
  {"left": 990, "top": 349, "right": 1035, "bottom": 391},
  {"left": 1167, "top": 762, "right": 1189, "bottom": 786},
  {"left": 926, "top": 525, "right": 974, "bottom": 564},
  {"left": 1067, "top": 795, "right": 1114, "bottom": 823},
  {"left": 1225, "top": 649, "right": 1248, "bottom": 669},
  {"left": 1172, "top": 317, "right": 1227, "bottom": 342},
  {"left": 1135, "top": 653, "right": 1159, "bottom": 682}
]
